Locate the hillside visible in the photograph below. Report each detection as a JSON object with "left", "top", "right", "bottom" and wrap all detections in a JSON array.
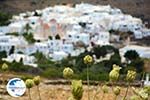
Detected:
[{"left": 0, "top": 0, "right": 150, "bottom": 27}]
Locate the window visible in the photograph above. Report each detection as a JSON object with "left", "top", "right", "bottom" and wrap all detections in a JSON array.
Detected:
[
  {"left": 77, "top": 36, "right": 79, "bottom": 39},
  {"left": 68, "top": 35, "right": 71, "bottom": 38}
]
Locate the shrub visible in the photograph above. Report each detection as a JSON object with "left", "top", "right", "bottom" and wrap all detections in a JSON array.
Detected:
[
  {"left": 124, "top": 50, "right": 139, "bottom": 61},
  {"left": 0, "top": 11, "right": 12, "bottom": 26}
]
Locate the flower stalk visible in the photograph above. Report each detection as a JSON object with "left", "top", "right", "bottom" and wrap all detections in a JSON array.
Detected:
[
  {"left": 87, "top": 64, "right": 90, "bottom": 100},
  {"left": 83, "top": 55, "right": 93, "bottom": 100},
  {"left": 33, "top": 76, "right": 41, "bottom": 100},
  {"left": 25, "top": 79, "right": 34, "bottom": 100},
  {"left": 28, "top": 88, "right": 32, "bottom": 100},
  {"left": 123, "top": 82, "right": 130, "bottom": 100}
]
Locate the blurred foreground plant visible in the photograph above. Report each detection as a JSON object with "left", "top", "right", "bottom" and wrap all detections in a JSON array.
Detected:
[
  {"left": 109, "top": 64, "right": 121, "bottom": 82},
  {"left": 131, "top": 86, "right": 149, "bottom": 100},
  {"left": 0, "top": 63, "right": 8, "bottom": 99},
  {"left": 63, "top": 67, "right": 74, "bottom": 79},
  {"left": 123, "top": 70, "right": 136, "bottom": 100},
  {"left": 83, "top": 55, "right": 93, "bottom": 100},
  {"left": 109, "top": 64, "right": 121, "bottom": 99},
  {"left": 33, "top": 76, "right": 41, "bottom": 100},
  {"left": 25, "top": 79, "right": 34, "bottom": 100},
  {"left": 113, "top": 86, "right": 121, "bottom": 100},
  {"left": 101, "top": 85, "right": 109, "bottom": 100},
  {"left": 70, "top": 80, "right": 83, "bottom": 100}
]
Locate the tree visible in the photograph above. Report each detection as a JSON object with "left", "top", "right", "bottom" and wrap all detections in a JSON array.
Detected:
[
  {"left": 0, "top": 51, "right": 7, "bottom": 60},
  {"left": 92, "top": 45, "right": 116, "bottom": 59},
  {"left": 110, "top": 52, "right": 121, "bottom": 66},
  {"left": 0, "top": 11, "right": 12, "bottom": 26},
  {"left": 124, "top": 50, "right": 139, "bottom": 61},
  {"left": 128, "top": 58, "right": 144, "bottom": 73},
  {"left": 93, "top": 45, "right": 107, "bottom": 59}
]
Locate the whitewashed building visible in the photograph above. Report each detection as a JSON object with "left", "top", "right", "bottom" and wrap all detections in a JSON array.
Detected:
[
  {"left": 120, "top": 45, "right": 150, "bottom": 60},
  {"left": 2, "top": 53, "right": 37, "bottom": 67},
  {"left": 51, "top": 51, "right": 68, "bottom": 61},
  {"left": 0, "top": 26, "right": 10, "bottom": 34},
  {"left": 9, "top": 22, "right": 26, "bottom": 33}
]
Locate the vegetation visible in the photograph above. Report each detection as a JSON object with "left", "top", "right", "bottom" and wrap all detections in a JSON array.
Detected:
[
  {"left": 124, "top": 50, "right": 139, "bottom": 61},
  {"left": 0, "top": 44, "right": 149, "bottom": 100},
  {"left": 23, "top": 32, "right": 35, "bottom": 44},
  {"left": 0, "top": 11, "right": 12, "bottom": 26},
  {"left": 0, "top": 45, "right": 145, "bottom": 82},
  {"left": 19, "top": 57, "right": 149, "bottom": 100},
  {"left": 6, "top": 32, "right": 19, "bottom": 36},
  {"left": 0, "top": 51, "right": 7, "bottom": 60}
]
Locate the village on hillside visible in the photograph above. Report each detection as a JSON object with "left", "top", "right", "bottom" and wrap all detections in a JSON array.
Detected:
[
  {"left": 0, "top": 3, "right": 150, "bottom": 65},
  {"left": 0, "top": 2, "right": 150, "bottom": 100}
]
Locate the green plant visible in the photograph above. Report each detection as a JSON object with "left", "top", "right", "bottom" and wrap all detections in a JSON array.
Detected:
[
  {"left": 63, "top": 67, "right": 74, "bottom": 79},
  {"left": 71, "top": 80, "right": 83, "bottom": 100},
  {"left": 25, "top": 79, "right": 34, "bottom": 100},
  {"left": 0, "top": 63, "right": 9, "bottom": 99},
  {"left": 0, "top": 11, "right": 12, "bottom": 26},
  {"left": 33, "top": 76, "right": 41, "bottom": 100},
  {"left": 83, "top": 55, "right": 93, "bottom": 100},
  {"left": 123, "top": 70, "right": 136, "bottom": 100},
  {"left": 124, "top": 50, "right": 139, "bottom": 61},
  {"left": 113, "top": 86, "right": 121, "bottom": 100}
]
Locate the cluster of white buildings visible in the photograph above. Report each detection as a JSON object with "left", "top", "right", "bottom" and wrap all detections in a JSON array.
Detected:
[{"left": 0, "top": 3, "right": 150, "bottom": 64}]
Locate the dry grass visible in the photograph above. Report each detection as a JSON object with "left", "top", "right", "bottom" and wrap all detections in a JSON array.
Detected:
[{"left": 2, "top": 83, "right": 136, "bottom": 100}]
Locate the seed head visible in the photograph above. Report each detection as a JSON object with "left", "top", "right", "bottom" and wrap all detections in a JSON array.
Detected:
[
  {"left": 33, "top": 76, "right": 40, "bottom": 86},
  {"left": 126, "top": 70, "right": 136, "bottom": 82},
  {"left": 102, "top": 85, "right": 109, "bottom": 93},
  {"left": 113, "top": 86, "right": 121, "bottom": 96},
  {"left": 63, "top": 67, "right": 74, "bottom": 79},
  {"left": 2, "top": 63, "right": 8, "bottom": 71},
  {"left": 25, "top": 79, "right": 34, "bottom": 89},
  {"left": 83, "top": 55, "right": 93, "bottom": 64},
  {"left": 71, "top": 80, "right": 83, "bottom": 100}
]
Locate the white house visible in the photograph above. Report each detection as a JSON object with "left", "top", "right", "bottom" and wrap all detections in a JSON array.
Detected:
[
  {"left": 61, "top": 43, "right": 74, "bottom": 54},
  {"left": 47, "top": 39, "right": 63, "bottom": 52},
  {"left": 66, "top": 31, "right": 78, "bottom": 42},
  {"left": 0, "top": 32, "right": 5, "bottom": 36},
  {"left": 142, "top": 28, "right": 150, "bottom": 37},
  {"left": 76, "top": 33, "right": 90, "bottom": 45},
  {"left": 34, "top": 42, "right": 49, "bottom": 55},
  {"left": 65, "top": 31, "right": 90, "bottom": 45},
  {"left": 0, "top": 26, "right": 10, "bottom": 34},
  {"left": 51, "top": 51, "right": 68, "bottom": 61},
  {"left": 0, "top": 43, "right": 13, "bottom": 55},
  {"left": 91, "top": 31, "right": 110, "bottom": 45},
  {"left": 0, "top": 36, "right": 28, "bottom": 55},
  {"left": 9, "top": 22, "right": 26, "bottom": 33},
  {"left": 24, "top": 45, "right": 37, "bottom": 55},
  {"left": 119, "top": 45, "right": 150, "bottom": 60},
  {"left": 133, "top": 31, "right": 143, "bottom": 39},
  {"left": 2, "top": 53, "right": 37, "bottom": 67}
]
